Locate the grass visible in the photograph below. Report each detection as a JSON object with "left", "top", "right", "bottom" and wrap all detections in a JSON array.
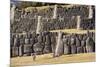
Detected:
[
  {"left": 10, "top": 53, "right": 95, "bottom": 67},
  {"left": 50, "top": 29, "right": 95, "bottom": 34},
  {"left": 25, "top": 4, "right": 79, "bottom": 11}
]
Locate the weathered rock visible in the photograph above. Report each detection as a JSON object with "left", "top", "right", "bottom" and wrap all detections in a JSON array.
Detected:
[
  {"left": 33, "top": 42, "right": 44, "bottom": 55},
  {"left": 23, "top": 45, "right": 32, "bottom": 55},
  {"left": 86, "top": 37, "right": 95, "bottom": 53},
  {"left": 64, "top": 44, "right": 71, "bottom": 54},
  {"left": 77, "top": 46, "right": 84, "bottom": 53},
  {"left": 11, "top": 46, "right": 19, "bottom": 57},
  {"left": 19, "top": 45, "right": 24, "bottom": 56},
  {"left": 71, "top": 45, "right": 77, "bottom": 54},
  {"left": 55, "top": 31, "right": 64, "bottom": 57}
]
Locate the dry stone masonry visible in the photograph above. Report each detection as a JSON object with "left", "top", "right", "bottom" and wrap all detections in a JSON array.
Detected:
[{"left": 10, "top": 4, "right": 95, "bottom": 57}]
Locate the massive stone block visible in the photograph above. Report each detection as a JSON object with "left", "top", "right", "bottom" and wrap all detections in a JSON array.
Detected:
[
  {"left": 36, "top": 16, "right": 42, "bottom": 34},
  {"left": 23, "top": 45, "right": 32, "bottom": 55},
  {"left": 77, "top": 46, "right": 84, "bottom": 53},
  {"left": 86, "top": 37, "right": 95, "bottom": 53},
  {"left": 10, "top": 4, "right": 16, "bottom": 24},
  {"left": 11, "top": 46, "right": 19, "bottom": 57},
  {"left": 77, "top": 16, "right": 81, "bottom": 30},
  {"left": 55, "top": 31, "right": 64, "bottom": 57},
  {"left": 53, "top": 5, "right": 57, "bottom": 19},
  {"left": 19, "top": 45, "right": 24, "bottom": 56},
  {"left": 88, "top": 6, "right": 93, "bottom": 19},
  {"left": 64, "top": 44, "right": 71, "bottom": 54},
  {"left": 33, "top": 42, "right": 44, "bottom": 55},
  {"left": 71, "top": 45, "right": 77, "bottom": 54}
]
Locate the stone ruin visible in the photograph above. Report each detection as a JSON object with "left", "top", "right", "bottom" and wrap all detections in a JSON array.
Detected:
[{"left": 10, "top": 4, "right": 95, "bottom": 57}]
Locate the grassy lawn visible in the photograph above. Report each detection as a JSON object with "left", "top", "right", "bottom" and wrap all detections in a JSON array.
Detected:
[
  {"left": 25, "top": 4, "right": 79, "bottom": 11},
  {"left": 50, "top": 29, "right": 95, "bottom": 34},
  {"left": 10, "top": 53, "right": 95, "bottom": 66}
]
